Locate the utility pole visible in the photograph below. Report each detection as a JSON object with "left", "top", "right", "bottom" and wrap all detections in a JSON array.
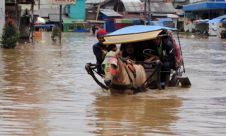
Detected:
[
  {"left": 31, "top": 0, "right": 34, "bottom": 42},
  {"left": 59, "top": 5, "right": 62, "bottom": 44},
  {"left": 144, "top": 0, "right": 147, "bottom": 24},
  {"left": 146, "top": 0, "right": 151, "bottom": 25},
  {"left": 38, "top": 0, "right": 40, "bottom": 9}
]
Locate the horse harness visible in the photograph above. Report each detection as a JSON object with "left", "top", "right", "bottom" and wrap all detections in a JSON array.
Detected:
[
  {"left": 109, "top": 57, "right": 145, "bottom": 92},
  {"left": 123, "top": 59, "right": 136, "bottom": 82}
]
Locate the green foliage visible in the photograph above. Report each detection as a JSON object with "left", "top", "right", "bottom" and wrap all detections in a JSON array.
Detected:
[{"left": 1, "top": 19, "right": 19, "bottom": 49}]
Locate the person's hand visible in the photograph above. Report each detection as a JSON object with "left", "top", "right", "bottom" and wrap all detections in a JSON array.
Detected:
[
  {"left": 102, "top": 50, "right": 107, "bottom": 58},
  {"left": 102, "top": 50, "right": 106, "bottom": 54}
]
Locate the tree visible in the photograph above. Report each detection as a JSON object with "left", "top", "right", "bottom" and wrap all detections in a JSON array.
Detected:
[{"left": 1, "top": 18, "right": 19, "bottom": 49}]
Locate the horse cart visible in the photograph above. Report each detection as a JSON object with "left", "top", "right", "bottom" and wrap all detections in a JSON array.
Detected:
[{"left": 86, "top": 25, "right": 191, "bottom": 94}]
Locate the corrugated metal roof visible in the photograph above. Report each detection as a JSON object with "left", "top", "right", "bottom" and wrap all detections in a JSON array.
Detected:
[
  {"left": 121, "top": 0, "right": 144, "bottom": 13},
  {"left": 100, "top": 9, "right": 122, "bottom": 17},
  {"left": 34, "top": 8, "right": 59, "bottom": 17},
  {"left": 148, "top": 3, "right": 176, "bottom": 14},
  {"left": 63, "top": 17, "right": 81, "bottom": 24},
  {"left": 86, "top": 0, "right": 105, "bottom": 4},
  {"left": 49, "top": 14, "right": 60, "bottom": 22}
]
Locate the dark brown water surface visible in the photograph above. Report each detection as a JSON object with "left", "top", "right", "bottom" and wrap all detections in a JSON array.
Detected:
[{"left": 0, "top": 32, "right": 226, "bottom": 136}]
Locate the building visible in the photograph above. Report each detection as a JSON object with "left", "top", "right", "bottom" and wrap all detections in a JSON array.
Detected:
[
  {"left": 65, "top": 0, "right": 86, "bottom": 21},
  {"left": 0, "top": 0, "right": 5, "bottom": 37},
  {"left": 183, "top": 0, "right": 226, "bottom": 32},
  {"left": 183, "top": 0, "right": 226, "bottom": 20},
  {"left": 63, "top": 0, "right": 87, "bottom": 32},
  {"left": 4, "top": 0, "right": 35, "bottom": 39},
  {"left": 173, "top": 0, "right": 189, "bottom": 9}
]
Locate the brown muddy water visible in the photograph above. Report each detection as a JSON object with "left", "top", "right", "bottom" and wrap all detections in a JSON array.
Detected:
[{"left": 0, "top": 32, "right": 226, "bottom": 136}]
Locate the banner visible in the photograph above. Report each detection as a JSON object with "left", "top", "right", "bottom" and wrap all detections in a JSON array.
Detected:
[{"left": 52, "top": 0, "right": 76, "bottom": 5}]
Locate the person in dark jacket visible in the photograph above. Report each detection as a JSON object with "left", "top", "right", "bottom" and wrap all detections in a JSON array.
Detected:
[
  {"left": 161, "top": 35, "right": 176, "bottom": 88},
  {"left": 92, "top": 29, "right": 107, "bottom": 75}
]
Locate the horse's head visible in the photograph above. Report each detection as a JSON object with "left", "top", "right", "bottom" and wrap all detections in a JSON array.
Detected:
[{"left": 102, "top": 51, "right": 119, "bottom": 86}]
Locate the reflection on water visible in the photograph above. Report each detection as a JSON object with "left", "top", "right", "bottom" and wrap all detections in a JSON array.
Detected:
[
  {"left": 0, "top": 32, "right": 226, "bottom": 135},
  {"left": 88, "top": 94, "right": 181, "bottom": 135}
]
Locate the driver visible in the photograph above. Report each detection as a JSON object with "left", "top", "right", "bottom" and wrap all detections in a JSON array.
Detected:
[{"left": 92, "top": 28, "right": 107, "bottom": 75}]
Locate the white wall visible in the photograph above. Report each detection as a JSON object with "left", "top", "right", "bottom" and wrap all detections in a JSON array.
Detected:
[
  {"left": 37, "top": 0, "right": 59, "bottom": 9},
  {"left": 0, "top": 0, "right": 5, "bottom": 37}
]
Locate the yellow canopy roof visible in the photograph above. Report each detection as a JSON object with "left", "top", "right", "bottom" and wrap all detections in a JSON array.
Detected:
[{"left": 103, "top": 30, "right": 163, "bottom": 45}]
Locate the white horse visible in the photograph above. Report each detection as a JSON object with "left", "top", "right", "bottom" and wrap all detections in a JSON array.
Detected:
[{"left": 102, "top": 51, "right": 147, "bottom": 94}]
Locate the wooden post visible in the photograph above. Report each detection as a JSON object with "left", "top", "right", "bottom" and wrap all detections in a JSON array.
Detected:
[
  {"left": 59, "top": 5, "right": 62, "bottom": 44},
  {"left": 96, "top": 4, "right": 100, "bottom": 21}
]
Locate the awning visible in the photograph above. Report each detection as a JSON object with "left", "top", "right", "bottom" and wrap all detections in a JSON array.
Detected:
[
  {"left": 121, "top": 0, "right": 143, "bottom": 13},
  {"left": 103, "top": 25, "right": 175, "bottom": 44},
  {"left": 152, "top": 13, "right": 179, "bottom": 18},
  {"left": 87, "top": 20, "right": 105, "bottom": 23},
  {"left": 183, "top": 2, "right": 226, "bottom": 11},
  {"left": 148, "top": 2, "right": 176, "bottom": 14},
  {"left": 49, "top": 14, "right": 60, "bottom": 22},
  {"left": 167, "top": 14, "right": 179, "bottom": 19},
  {"left": 35, "top": 17, "right": 46, "bottom": 24},
  {"left": 63, "top": 17, "right": 78, "bottom": 24},
  {"left": 34, "top": 8, "right": 59, "bottom": 18},
  {"left": 104, "top": 30, "right": 162, "bottom": 44},
  {"left": 100, "top": 9, "right": 122, "bottom": 17},
  {"left": 86, "top": 0, "right": 105, "bottom": 4}
]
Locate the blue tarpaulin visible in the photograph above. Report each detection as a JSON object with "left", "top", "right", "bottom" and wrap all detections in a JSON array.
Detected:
[
  {"left": 209, "top": 15, "right": 226, "bottom": 24},
  {"left": 103, "top": 25, "right": 176, "bottom": 44},
  {"left": 183, "top": 2, "right": 226, "bottom": 11},
  {"left": 106, "top": 25, "right": 175, "bottom": 36}
]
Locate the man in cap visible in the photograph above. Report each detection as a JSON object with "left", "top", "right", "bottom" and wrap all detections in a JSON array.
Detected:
[{"left": 92, "top": 28, "right": 107, "bottom": 75}]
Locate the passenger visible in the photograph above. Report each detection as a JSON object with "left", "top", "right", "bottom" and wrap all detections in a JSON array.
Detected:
[
  {"left": 92, "top": 28, "right": 107, "bottom": 75},
  {"left": 142, "top": 40, "right": 159, "bottom": 62},
  {"left": 106, "top": 44, "right": 117, "bottom": 52},
  {"left": 143, "top": 40, "right": 161, "bottom": 89},
  {"left": 152, "top": 37, "right": 163, "bottom": 57},
  {"left": 120, "top": 43, "right": 136, "bottom": 61}
]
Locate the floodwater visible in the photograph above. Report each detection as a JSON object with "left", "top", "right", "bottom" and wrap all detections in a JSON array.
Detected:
[{"left": 0, "top": 32, "right": 226, "bottom": 136}]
